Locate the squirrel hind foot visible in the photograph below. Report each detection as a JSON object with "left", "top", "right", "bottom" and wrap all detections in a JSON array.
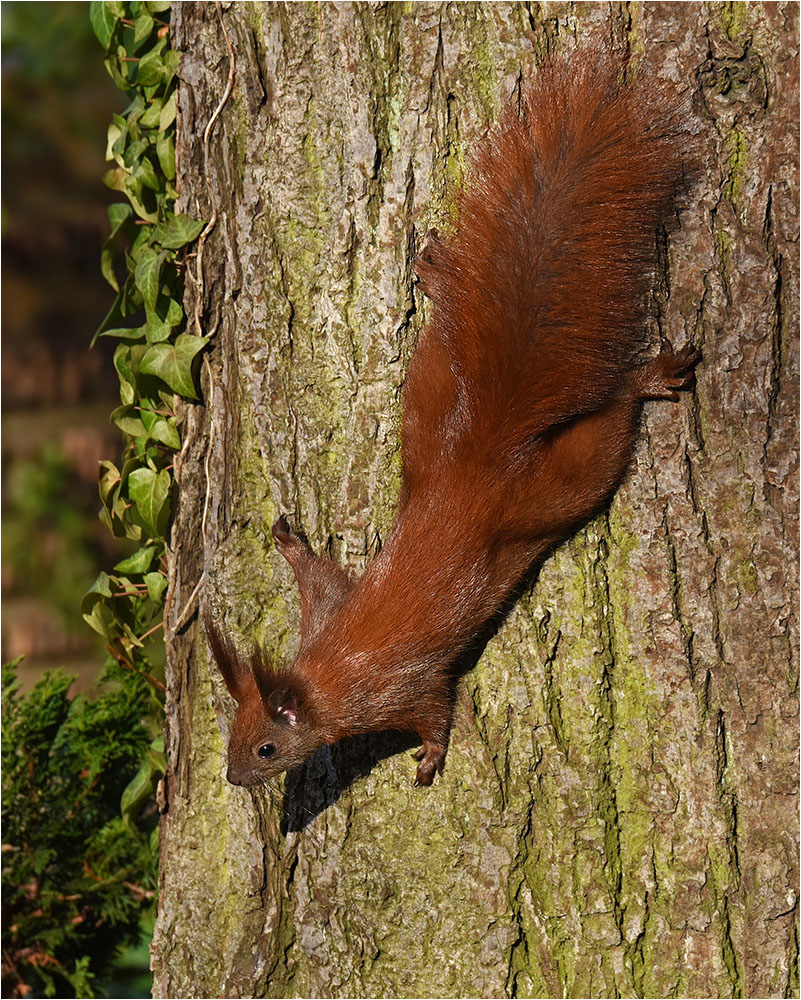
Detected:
[
  {"left": 636, "top": 344, "right": 701, "bottom": 402},
  {"left": 412, "top": 742, "right": 447, "bottom": 786}
]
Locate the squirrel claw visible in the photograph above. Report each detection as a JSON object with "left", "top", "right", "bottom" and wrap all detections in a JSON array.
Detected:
[
  {"left": 272, "top": 515, "right": 309, "bottom": 553},
  {"left": 637, "top": 344, "right": 701, "bottom": 401},
  {"left": 272, "top": 514, "right": 292, "bottom": 541},
  {"left": 413, "top": 744, "right": 446, "bottom": 786},
  {"left": 415, "top": 229, "right": 445, "bottom": 300}
]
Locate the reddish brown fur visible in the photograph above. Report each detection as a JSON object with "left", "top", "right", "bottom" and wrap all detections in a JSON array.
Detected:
[{"left": 207, "top": 48, "right": 700, "bottom": 788}]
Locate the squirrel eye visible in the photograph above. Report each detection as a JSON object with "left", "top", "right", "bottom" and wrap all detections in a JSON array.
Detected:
[{"left": 257, "top": 743, "right": 275, "bottom": 759}]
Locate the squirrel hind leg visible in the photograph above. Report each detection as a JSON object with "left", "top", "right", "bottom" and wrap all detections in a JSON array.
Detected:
[
  {"left": 635, "top": 344, "right": 701, "bottom": 402},
  {"left": 409, "top": 690, "right": 452, "bottom": 786}
]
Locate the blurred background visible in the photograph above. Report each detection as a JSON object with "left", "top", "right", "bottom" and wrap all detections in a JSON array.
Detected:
[
  {"left": 3, "top": 4, "right": 152, "bottom": 995},
  {"left": 2, "top": 1, "right": 124, "bottom": 688}
]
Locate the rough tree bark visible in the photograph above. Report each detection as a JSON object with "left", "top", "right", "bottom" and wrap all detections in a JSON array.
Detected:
[{"left": 151, "top": 4, "right": 799, "bottom": 998}]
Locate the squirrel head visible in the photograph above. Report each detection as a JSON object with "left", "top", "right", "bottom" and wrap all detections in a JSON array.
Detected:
[{"left": 204, "top": 618, "right": 320, "bottom": 786}]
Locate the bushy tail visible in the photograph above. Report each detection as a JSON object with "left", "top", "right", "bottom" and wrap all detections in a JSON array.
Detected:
[{"left": 403, "top": 46, "right": 697, "bottom": 481}]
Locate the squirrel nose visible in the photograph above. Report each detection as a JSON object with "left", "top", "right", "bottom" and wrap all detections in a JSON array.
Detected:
[{"left": 226, "top": 765, "right": 243, "bottom": 786}]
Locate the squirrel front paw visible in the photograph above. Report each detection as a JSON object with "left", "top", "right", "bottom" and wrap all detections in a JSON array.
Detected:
[
  {"left": 412, "top": 742, "right": 446, "bottom": 786},
  {"left": 636, "top": 344, "right": 701, "bottom": 402},
  {"left": 272, "top": 515, "right": 310, "bottom": 555},
  {"left": 414, "top": 228, "right": 444, "bottom": 300}
]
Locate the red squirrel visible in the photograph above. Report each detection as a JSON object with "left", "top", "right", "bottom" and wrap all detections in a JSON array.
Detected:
[{"left": 205, "top": 47, "right": 700, "bottom": 788}]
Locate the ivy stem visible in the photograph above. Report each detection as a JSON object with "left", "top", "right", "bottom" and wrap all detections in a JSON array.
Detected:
[
  {"left": 123, "top": 881, "right": 156, "bottom": 902},
  {"left": 190, "top": 0, "right": 236, "bottom": 338},
  {"left": 139, "top": 621, "right": 164, "bottom": 642},
  {"left": 136, "top": 406, "right": 175, "bottom": 417},
  {"left": 107, "top": 643, "right": 166, "bottom": 693}
]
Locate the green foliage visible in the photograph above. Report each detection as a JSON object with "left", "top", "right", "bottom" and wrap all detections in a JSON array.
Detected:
[
  {"left": 3, "top": 3, "right": 211, "bottom": 996},
  {"left": 3, "top": 2, "right": 205, "bottom": 996},
  {"left": 85, "top": 0, "right": 205, "bottom": 691},
  {"left": 1, "top": 659, "right": 160, "bottom": 999}
]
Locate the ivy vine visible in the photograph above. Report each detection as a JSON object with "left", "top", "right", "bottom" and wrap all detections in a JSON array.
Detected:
[
  {"left": 86, "top": 0, "right": 205, "bottom": 806},
  {"left": 0, "top": 6, "right": 213, "bottom": 994}
]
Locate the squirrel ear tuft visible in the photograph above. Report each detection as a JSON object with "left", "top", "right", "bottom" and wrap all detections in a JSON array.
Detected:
[
  {"left": 267, "top": 688, "right": 298, "bottom": 727},
  {"left": 204, "top": 615, "right": 250, "bottom": 702}
]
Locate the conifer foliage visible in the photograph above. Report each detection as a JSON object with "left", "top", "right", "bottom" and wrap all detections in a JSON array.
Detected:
[{"left": 1, "top": 661, "right": 159, "bottom": 998}]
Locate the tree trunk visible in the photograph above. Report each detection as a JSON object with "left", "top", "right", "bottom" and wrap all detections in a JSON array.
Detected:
[{"left": 151, "top": 3, "right": 799, "bottom": 997}]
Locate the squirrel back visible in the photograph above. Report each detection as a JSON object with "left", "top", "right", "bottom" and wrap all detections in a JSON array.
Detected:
[{"left": 208, "top": 46, "right": 700, "bottom": 789}]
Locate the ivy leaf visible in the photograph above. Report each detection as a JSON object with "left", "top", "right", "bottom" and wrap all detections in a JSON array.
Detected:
[
  {"left": 126, "top": 94, "right": 146, "bottom": 130},
  {"left": 99, "top": 326, "right": 146, "bottom": 342},
  {"left": 100, "top": 203, "right": 133, "bottom": 291},
  {"left": 114, "top": 547, "right": 157, "bottom": 574},
  {"left": 137, "top": 48, "right": 166, "bottom": 87},
  {"left": 128, "top": 468, "right": 171, "bottom": 539},
  {"left": 106, "top": 118, "right": 126, "bottom": 166},
  {"left": 155, "top": 213, "right": 205, "bottom": 250},
  {"left": 100, "top": 496, "right": 142, "bottom": 541},
  {"left": 81, "top": 572, "right": 117, "bottom": 638},
  {"left": 140, "top": 97, "right": 163, "bottom": 129},
  {"left": 120, "top": 339, "right": 150, "bottom": 379},
  {"left": 118, "top": 279, "right": 143, "bottom": 327},
  {"left": 89, "top": 1, "right": 122, "bottom": 49},
  {"left": 159, "top": 90, "right": 176, "bottom": 132},
  {"left": 129, "top": 223, "right": 154, "bottom": 257},
  {"left": 165, "top": 297, "right": 183, "bottom": 328},
  {"left": 110, "top": 123, "right": 130, "bottom": 165},
  {"left": 163, "top": 49, "right": 180, "bottom": 87},
  {"left": 86, "top": 571, "right": 113, "bottom": 601},
  {"left": 83, "top": 601, "right": 118, "bottom": 640},
  {"left": 136, "top": 156, "right": 161, "bottom": 193},
  {"left": 138, "top": 404, "right": 157, "bottom": 434},
  {"left": 141, "top": 301, "right": 176, "bottom": 347},
  {"left": 121, "top": 621, "right": 145, "bottom": 649},
  {"left": 124, "top": 137, "right": 149, "bottom": 170},
  {"left": 120, "top": 456, "right": 142, "bottom": 486},
  {"left": 108, "top": 202, "right": 131, "bottom": 230},
  {"left": 139, "top": 334, "right": 208, "bottom": 399},
  {"left": 113, "top": 344, "right": 139, "bottom": 405},
  {"left": 133, "top": 10, "right": 155, "bottom": 49},
  {"left": 99, "top": 460, "right": 122, "bottom": 508},
  {"left": 156, "top": 133, "right": 175, "bottom": 181},
  {"left": 144, "top": 572, "right": 168, "bottom": 603},
  {"left": 121, "top": 738, "right": 165, "bottom": 828},
  {"left": 144, "top": 316, "right": 171, "bottom": 343},
  {"left": 99, "top": 503, "right": 118, "bottom": 537},
  {"left": 104, "top": 165, "right": 158, "bottom": 222},
  {"left": 111, "top": 405, "right": 147, "bottom": 437},
  {"left": 104, "top": 50, "right": 132, "bottom": 93},
  {"left": 149, "top": 417, "right": 181, "bottom": 450},
  {"left": 135, "top": 248, "right": 164, "bottom": 312}
]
